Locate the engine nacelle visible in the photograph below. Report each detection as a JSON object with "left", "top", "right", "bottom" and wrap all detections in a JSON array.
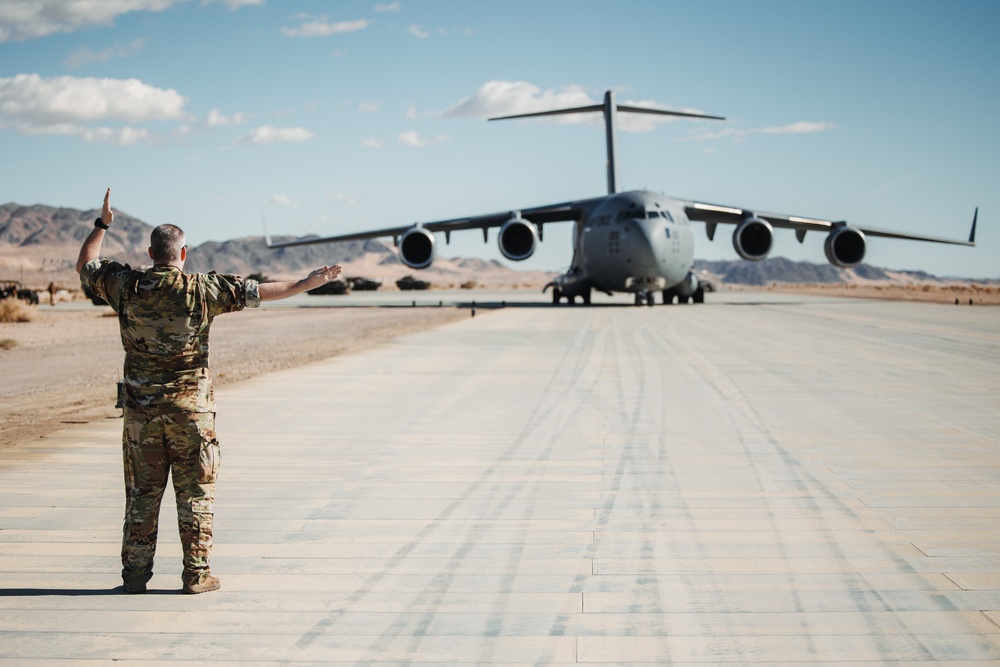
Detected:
[
  {"left": 675, "top": 271, "right": 699, "bottom": 297},
  {"left": 398, "top": 226, "right": 436, "bottom": 269},
  {"left": 733, "top": 216, "right": 773, "bottom": 261},
  {"left": 497, "top": 217, "right": 539, "bottom": 261},
  {"left": 824, "top": 226, "right": 866, "bottom": 268}
]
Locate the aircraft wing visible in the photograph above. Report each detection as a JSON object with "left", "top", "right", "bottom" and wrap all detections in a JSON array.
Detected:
[
  {"left": 683, "top": 200, "right": 977, "bottom": 246},
  {"left": 265, "top": 196, "right": 605, "bottom": 249}
]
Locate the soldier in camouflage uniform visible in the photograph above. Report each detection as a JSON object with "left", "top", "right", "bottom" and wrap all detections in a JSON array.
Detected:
[{"left": 77, "top": 189, "right": 341, "bottom": 594}]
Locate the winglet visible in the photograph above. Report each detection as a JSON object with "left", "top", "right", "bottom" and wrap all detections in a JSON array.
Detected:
[
  {"left": 969, "top": 207, "right": 978, "bottom": 245},
  {"left": 261, "top": 211, "right": 274, "bottom": 248}
]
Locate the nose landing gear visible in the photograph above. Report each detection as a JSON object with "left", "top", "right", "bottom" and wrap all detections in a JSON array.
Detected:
[{"left": 634, "top": 290, "right": 655, "bottom": 306}]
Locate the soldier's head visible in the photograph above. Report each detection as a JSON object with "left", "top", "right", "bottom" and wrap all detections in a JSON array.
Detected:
[{"left": 149, "top": 224, "right": 187, "bottom": 267}]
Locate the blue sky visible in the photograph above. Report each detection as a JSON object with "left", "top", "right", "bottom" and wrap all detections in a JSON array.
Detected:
[{"left": 1, "top": 0, "right": 997, "bottom": 278}]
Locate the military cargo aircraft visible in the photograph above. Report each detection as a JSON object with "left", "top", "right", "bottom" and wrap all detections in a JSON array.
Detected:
[{"left": 266, "top": 91, "right": 977, "bottom": 305}]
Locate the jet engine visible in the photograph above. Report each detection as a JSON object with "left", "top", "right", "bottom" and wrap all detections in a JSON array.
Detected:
[
  {"left": 732, "top": 216, "right": 773, "bottom": 261},
  {"left": 498, "top": 216, "right": 539, "bottom": 261},
  {"left": 824, "top": 226, "right": 866, "bottom": 268},
  {"left": 398, "top": 226, "right": 436, "bottom": 269}
]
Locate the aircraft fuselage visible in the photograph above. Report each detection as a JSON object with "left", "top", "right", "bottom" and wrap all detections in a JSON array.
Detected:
[{"left": 557, "top": 190, "right": 695, "bottom": 301}]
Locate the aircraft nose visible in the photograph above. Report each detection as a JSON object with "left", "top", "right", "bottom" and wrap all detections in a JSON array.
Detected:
[{"left": 626, "top": 218, "right": 660, "bottom": 269}]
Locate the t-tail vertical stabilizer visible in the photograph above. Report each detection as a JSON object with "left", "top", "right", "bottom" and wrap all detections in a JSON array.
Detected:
[{"left": 489, "top": 90, "right": 725, "bottom": 194}]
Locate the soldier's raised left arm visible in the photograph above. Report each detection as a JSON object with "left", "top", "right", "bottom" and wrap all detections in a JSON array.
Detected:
[{"left": 76, "top": 188, "right": 114, "bottom": 274}]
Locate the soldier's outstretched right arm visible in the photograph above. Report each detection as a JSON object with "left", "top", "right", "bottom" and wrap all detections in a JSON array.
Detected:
[{"left": 258, "top": 264, "right": 343, "bottom": 302}]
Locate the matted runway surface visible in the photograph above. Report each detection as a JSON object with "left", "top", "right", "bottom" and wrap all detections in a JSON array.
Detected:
[{"left": 1, "top": 291, "right": 998, "bottom": 665}]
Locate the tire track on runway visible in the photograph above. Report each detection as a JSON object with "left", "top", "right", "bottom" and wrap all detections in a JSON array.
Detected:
[
  {"left": 534, "top": 309, "right": 688, "bottom": 665},
  {"left": 664, "top": 305, "right": 939, "bottom": 661},
  {"left": 291, "top": 310, "right": 608, "bottom": 662},
  {"left": 366, "top": 309, "right": 621, "bottom": 666}
]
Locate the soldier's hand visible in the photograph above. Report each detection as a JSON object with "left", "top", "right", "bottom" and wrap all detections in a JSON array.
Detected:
[
  {"left": 102, "top": 188, "right": 114, "bottom": 227},
  {"left": 309, "top": 264, "right": 342, "bottom": 285}
]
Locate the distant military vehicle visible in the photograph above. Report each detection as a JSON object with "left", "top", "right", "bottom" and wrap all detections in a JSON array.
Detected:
[
  {"left": 1, "top": 281, "right": 39, "bottom": 305},
  {"left": 307, "top": 279, "right": 351, "bottom": 295},
  {"left": 396, "top": 275, "right": 431, "bottom": 291},
  {"left": 347, "top": 276, "right": 381, "bottom": 291}
]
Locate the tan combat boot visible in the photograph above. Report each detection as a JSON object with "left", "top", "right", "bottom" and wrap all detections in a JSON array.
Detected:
[{"left": 183, "top": 571, "right": 221, "bottom": 594}]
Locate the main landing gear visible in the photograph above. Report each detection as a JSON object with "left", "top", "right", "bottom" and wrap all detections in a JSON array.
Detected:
[
  {"left": 659, "top": 286, "right": 705, "bottom": 305},
  {"left": 551, "top": 287, "right": 591, "bottom": 305}
]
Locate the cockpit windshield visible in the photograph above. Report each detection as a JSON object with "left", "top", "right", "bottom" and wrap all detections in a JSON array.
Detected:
[{"left": 617, "top": 209, "right": 675, "bottom": 222}]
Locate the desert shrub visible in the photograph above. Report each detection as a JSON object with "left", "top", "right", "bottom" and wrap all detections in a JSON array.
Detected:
[
  {"left": 0, "top": 338, "right": 18, "bottom": 350},
  {"left": 0, "top": 298, "right": 35, "bottom": 323},
  {"left": 460, "top": 280, "right": 477, "bottom": 289}
]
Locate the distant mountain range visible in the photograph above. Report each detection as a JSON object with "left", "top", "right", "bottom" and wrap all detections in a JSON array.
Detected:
[
  {"left": 691, "top": 257, "right": 945, "bottom": 286},
  {"left": 0, "top": 202, "right": 981, "bottom": 288}
]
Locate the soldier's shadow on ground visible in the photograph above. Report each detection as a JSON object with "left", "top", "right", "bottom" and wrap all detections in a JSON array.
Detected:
[{"left": 0, "top": 587, "right": 180, "bottom": 596}]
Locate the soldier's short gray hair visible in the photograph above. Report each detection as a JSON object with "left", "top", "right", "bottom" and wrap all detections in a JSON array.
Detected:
[{"left": 150, "top": 224, "right": 186, "bottom": 263}]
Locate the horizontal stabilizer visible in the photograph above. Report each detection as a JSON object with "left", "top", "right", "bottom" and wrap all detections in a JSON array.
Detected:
[{"left": 490, "top": 103, "right": 724, "bottom": 122}]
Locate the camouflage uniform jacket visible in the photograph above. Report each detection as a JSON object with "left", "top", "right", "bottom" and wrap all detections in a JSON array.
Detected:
[{"left": 81, "top": 259, "right": 260, "bottom": 414}]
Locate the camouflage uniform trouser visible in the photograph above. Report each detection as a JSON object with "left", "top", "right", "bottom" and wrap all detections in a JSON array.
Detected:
[{"left": 121, "top": 407, "right": 220, "bottom": 586}]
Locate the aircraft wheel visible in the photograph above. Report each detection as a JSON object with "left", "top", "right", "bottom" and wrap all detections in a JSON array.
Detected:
[
  {"left": 552, "top": 288, "right": 562, "bottom": 305},
  {"left": 634, "top": 292, "right": 644, "bottom": 306},
  {"left": 693, "top": 286, "right": 705, "bottom": 304},
  {"left": 582, "top": 289, "right": 591, "bottom": 305},
  {"left": 662, "top": 289, "right": 675, "bottom": 305},
  {"left": 646, "top": 292, "right": 655, "bottom": 306}
]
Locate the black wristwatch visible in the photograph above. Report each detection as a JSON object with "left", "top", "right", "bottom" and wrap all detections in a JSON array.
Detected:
[{"left": 94, "top": 217, "right": 109, "bottom": 230}]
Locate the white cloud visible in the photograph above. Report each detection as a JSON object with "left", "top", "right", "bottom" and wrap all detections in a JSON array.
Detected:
[
  {"left": 374, "top": 2, "right": 401, "bottom": 12},
  {"left": 759, "top": 121, "right": 837, "bottom": 135},
  {"left": 443, "top": 81, "right": 592, "bottom": 120},
  {"left": 205, "top": 108, "right": 245, "bottom": 126},
  {"left": 80, "top": 126, "right": 153, "bottom": 146},
  {"left": 361, "top": 138, "right": 383, "bottom": 149},
  {"left": 201, "top": 0, "right": 265, "bottom": 8},
  {"left": 0, "top": 73, "right": 185, "bottom": 145},
  {"left": 66, "top": 39, "right": 147, "bottom": 69},
  {"left": 266, "top": 194, "right": 299, "bottom": 207},
  {"left": 358, "top": 100, "right": 379, "bottom": 112},
  {"left": 397, "top": 130, "right": 447, "bottom": 148},
  {"left": 326, "top": 192, "right": 359, "bottom": 205},
  {"left": 0, "top": 74, "right": 185, "bottom": 125},
  {"left": 682, "top": 121, "right": 837, "bottom": 142},
  {"left": 8, "top": 120, "right": 153, "bottom": 146},
  {"left": 282, "top": 17, "right": 371, "bottom": 37},
  {"left": 0, "top": 0, "right": 175, "bottom": 42},
  {"left": 240, "top": 125, "right": 315, "bottom": 144},
  {"left": 407, "top": 24, "right": 430, "bottom": 38}
]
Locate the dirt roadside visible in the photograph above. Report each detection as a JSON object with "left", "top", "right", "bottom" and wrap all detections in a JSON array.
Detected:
[{"left": 0, "top": 305, "right": 467, "bottom": 451}]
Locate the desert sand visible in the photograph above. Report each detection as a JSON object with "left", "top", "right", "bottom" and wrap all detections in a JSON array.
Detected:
[{"left": 756, "top": 281, "right": 1000, "bottom": 305}]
